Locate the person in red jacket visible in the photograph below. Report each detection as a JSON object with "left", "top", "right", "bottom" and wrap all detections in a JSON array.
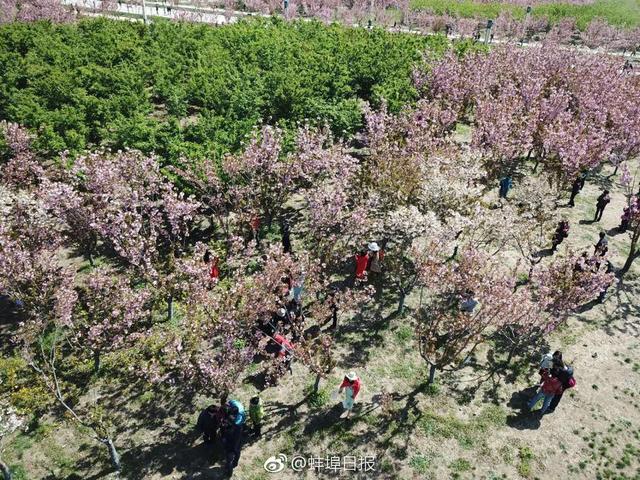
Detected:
[
  {"left": 354, "top": 249, "right": 369, "bottom": 284},
  {"left": 338, "top": 371, "right": 361, "bottom": 418},
  {"left": 273, "top": 333, "right": 294, "bottom": 374},
  {"left": 527, "top": 369, "right": 563, "bottom": 415},
  {"left": 204, "top": 250, "right": 220, "bottom": 284}
]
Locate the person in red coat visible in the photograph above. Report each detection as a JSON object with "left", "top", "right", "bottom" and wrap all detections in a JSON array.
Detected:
[
  {"left": 273, "top": 333, "right": 294, "bottom": 374},
  {"left": 204, "top": 250, "right": 220, "bottom": 284},
  {"left": 339, "top": 371, "right": 361, "bottom": 418},
  {"left": 527, "top": 369, "right": 563, "bottom": 415},
  {"left": 354, "top": 249, "right": 369, "bottom": 284}
]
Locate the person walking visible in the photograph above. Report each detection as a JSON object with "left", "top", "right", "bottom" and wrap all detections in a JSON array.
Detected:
[
  {"left": 499, "top": 176, "right": 513, "bottom": 199},
  {"left": 548, "top": 359, "right": 575, "bottom": 413},
  {"left": 527, "top": 368, "right": 563, "bottom": 415},
  {"left": 248, "top": 396, "right": 265, "bottom": 437},
  {"left": 593, "top": 190, "right": 611, "bottom": 222},
  {"left": 594, "top": 231, "right": 609, "bottom": 257},
  {"left": 338, "top": 371, "right": 361, "bottom": 419},
  {"left": 551, "top": 220, "right": 570, "bottom": 252},
  {"left": 568, "top": 174, "right": 586, "bottom": 207}
]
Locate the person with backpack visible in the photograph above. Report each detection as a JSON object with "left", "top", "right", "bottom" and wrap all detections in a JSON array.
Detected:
[
  {"left": 548, "top": 359, "right": 576, "bottom": 413},
  {"left": 594, "top": 190, "right": 611, "bottom": 222},
  {"left": 226, "top": 399, "right": 246, "bottom": 426},
  {"left": 527, "top": 368, "right": 563, "bottom": 415}
]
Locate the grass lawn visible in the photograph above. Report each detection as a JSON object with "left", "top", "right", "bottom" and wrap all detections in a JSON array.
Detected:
[{"left": 410, "top": 0, "right": 640, "bottom": 29}]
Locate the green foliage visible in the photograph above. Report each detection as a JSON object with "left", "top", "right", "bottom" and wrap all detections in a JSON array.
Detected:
[
  {"left": 518, "top": 446, "right": 535, "bottom": 478},
  {"left": 410, "top": 0, "right": 640, "bottom": 29},
  {"left": 0, "top": 18, "right": 449, "bottom": 164},
  {"left": 395, "top": 324, "right": 414, "bottom": 342},
  {"left": 0, "top": 356, "right": 52, "bottom": 415},
  {"left": 305, "top": 385, "right": 329, "bottom": 408},
  {"left": 8, "top": 465, "right": 28, "bottom": 480},
  {"left": 449, "top": 458, "right": 472, "bottom": 473},
  {"left": 409, "top": 453, "right": 432, "bottom": 473}
]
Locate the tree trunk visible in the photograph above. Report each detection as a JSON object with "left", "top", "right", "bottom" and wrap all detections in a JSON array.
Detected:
[
  {"left": 88, "top": 251, "right": 95, "bottom": 267},
  {"left": 427, "top": 363, "right": 437, "bottom": 386},
  {"left": 167, "top": 295, "right": 174, "bottom": 322},
  {"left": 531, "top": 158, "right": 540, "bottom": 173},
  {"left": 0, "top": 460, "right": 11, "bottom": 480},
  {"left": 613, "top": 164, "right": 619, "bottom": 176},
  {"left": 621, "top": 238, "right": 638, "bottom": 276},
  {"left": 506, "top": 343, "right": 517, "bottom": 365},
  {"left": 93, "top": 350, "right": 101, "bottom": 373},
  {"left": 397, "top": 290, "right": 406, "bottom": 315},
  {"left": 313, "top": 373, "right": 321, "bottom": 394},
  {"left": 525, "top": 148, "right": 533, "bottom": 162},
  {"left": 104, "top": 438, "right": 121, "bottom": 473}
]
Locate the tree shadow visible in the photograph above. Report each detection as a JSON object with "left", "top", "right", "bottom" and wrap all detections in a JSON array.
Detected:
[
  {"left": 606, "top": 227, "right": 624, "bottom": 237},
  {"left": 533, "top": 248, "right": 554, "bottom": 258},
  {"left": 579, "top": 219, "right": 596, "bottom": 225}
]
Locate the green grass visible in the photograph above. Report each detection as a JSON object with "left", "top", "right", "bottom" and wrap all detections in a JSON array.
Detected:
[
  {"left": 410, "top": 0, "right": 640, "bottom": 29},
  {"left": 518, "top": 446, "right": 535, "bottom": 478},
  {"left": 409, "top": 453, "right": 432, "bottom": 473}
]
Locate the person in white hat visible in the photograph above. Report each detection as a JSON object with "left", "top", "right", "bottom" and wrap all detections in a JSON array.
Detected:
[
  {"left": 366, "top": 242, "right": 384, "bottom": 298},
  {"left": 338, "top": 371, "right": 361, "bottom": 418}
]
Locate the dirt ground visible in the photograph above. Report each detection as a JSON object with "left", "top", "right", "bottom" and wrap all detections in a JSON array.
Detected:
[{"left": 4, "top": 161, "right": 640, "bottom": 480}]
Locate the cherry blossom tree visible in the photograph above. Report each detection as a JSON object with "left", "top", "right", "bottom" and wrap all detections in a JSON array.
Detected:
[
  {"left": 621, "top": 195, "right": 640, "bottom": 276},
  {"left": 414, "top": 245, "right": 518, "bottom": 385},
  {"left": 74, "top": 267, "right": 153, "bottom": 372},
  {"left": 497, "top": 252, "right": 616, "bottom": 363},
  {"left": 0, "top": 0, "right": 73, "bottom": 23}
]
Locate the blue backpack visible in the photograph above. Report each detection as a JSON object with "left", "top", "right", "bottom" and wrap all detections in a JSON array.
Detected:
[{"left": 228, "top": 400, "right": 246, "bottom": 425}]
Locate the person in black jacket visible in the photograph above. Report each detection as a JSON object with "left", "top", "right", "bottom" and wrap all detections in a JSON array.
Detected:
[
  {"left": 221, "top": 417, "right": 244, "bottom": 476},
  {"left": 196, "top": 405, "right": 222, "bottom": 443},
  {"left": 568, "top": 174, "right": 586, "bottom": 207},
  {"left": 594, "top": 190, "right": 611, "bottom": 222},
  {"left": 548, "top": 358, "right": 574, "bottom": 412}
]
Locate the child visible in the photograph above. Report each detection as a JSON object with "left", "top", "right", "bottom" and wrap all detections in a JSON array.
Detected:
[{"left": 249, "top": 396, "right": 265, "bottom": 436}]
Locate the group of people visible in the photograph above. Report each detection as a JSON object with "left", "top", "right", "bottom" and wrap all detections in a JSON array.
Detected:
[
  {"left": 527, "top": 350, "right": 576, "bottom": 415},
  {"left": 196, "top": 371, "right": 362, "bottom": 475},
  {"left": 196, "top": 397, "right": 263, "bottom": 476},
  {"left": 354, "top": 241, "right": 385, "bottom": 295}
]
